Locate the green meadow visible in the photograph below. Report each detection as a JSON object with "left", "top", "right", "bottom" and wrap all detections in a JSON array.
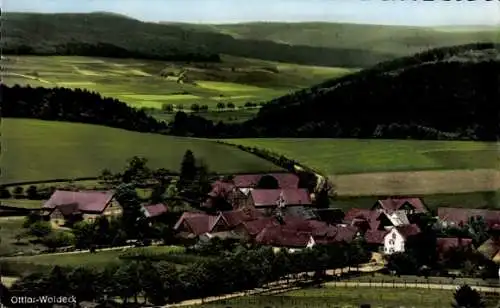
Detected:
[
  {"left": 1, "top": 118, "right": 282, "bottom": 184},
  {"left": 192, "top": 287, "right": 472, "bottom": 308},
  {"left": 225, "top": 138, "right": 499, "bottom": 175},
  {"left": 2, "top": 55, "right": 354, "bottom": 110}
]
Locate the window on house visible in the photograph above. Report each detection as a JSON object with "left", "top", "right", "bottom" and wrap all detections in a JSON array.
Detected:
[
  {"left": 389, "top": 240, "right": 394, "bottom": 245},
  {"left": 392, "top": 233, "right": 397, "bottom": 239},
  {"left": 389, "top": 248, "right": 394, "bottom": 253}
]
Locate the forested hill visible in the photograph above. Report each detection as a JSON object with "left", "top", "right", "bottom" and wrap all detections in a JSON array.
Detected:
[
  {"left": 237, "top": 43, "right": 500, "bottom": 141},
  {"left": 1, "top": 12, "right": 397, "bottom": 67}
]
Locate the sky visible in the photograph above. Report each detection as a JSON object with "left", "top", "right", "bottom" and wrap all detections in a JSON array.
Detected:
[{"left": 4, "top": 0, "right": 500, "bottom": 26}]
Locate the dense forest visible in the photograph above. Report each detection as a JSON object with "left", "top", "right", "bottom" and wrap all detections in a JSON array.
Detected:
[
  {"left": 3, "top": 12, "right": 395, "bottom": 67},
  {"left": 238, "top": 43, "right": 500, "bottom": 141},
  {"left": 1, "top": 85, "right": 168, "bottom": 133}
]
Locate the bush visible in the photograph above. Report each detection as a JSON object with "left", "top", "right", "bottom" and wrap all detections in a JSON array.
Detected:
[
  {"left": 190, "top": 104, "right": 200, "bottom": 112},
  {"left": 12, "top": 186, "right": 24, "bottom": 199},
  {"left": 29, "top": 221, "right": 52, "bottom": 238},
  {"left": 26, "top": 185, "right": 39, "bottom": 200},
  {"left": 227, "top": 103, "right": 235, "bottom": 109},
  {"left": 42, "top": 232, "right": 75, "bottom": 249},
  {"left": 0, "top": 187, "right": 12, "bottom": 198}
]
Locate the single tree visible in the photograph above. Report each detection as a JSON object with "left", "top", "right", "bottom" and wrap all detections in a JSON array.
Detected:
[
  {"left": 26, "top": 185, "right": 38, "bottom": 199},
  {"left": 162, "top": 103, "right": 174, "bottom": 113},
  {"left": 0, "top": 187, "right": 12, "bottom": 198},
  {"left": 12, "top": 186, "right": 24, "bottom": 199},
  {"left": 227, "top": 103, "right": 235, "bottom": 109},
  {"left": 179, "top": 150, "right": 197, "bottom": 189},
  {"left": 190, "top": 103, "right": 200, "bottom": 112},
  {"left": 257, "top": 175, "right": 279, "bottom": 189},
  {"left": 452, "top": 284, "right": 485, "bottom": 308},
  {"left": 216, "top": 102, "right": 226, "bottom": 110}
]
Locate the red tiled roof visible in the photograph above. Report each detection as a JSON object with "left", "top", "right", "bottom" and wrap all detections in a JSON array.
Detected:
[
  {"left": 238, "top": 217, "right": 275, "bottom": 236},
  {"left": 438, "top": 207, "right": 500, "bottom": 227},
  {"left": 221, "top": 208, "right": 263, "bottom": 227},
  {"left": 174, "top": 212, "right": 220, "bottom": 236},
  {"left": 233, "top": 173, "right": 299, "bottom": 189},
  {"left": 364, "top": 230, "right": 389, "bottom": 244},
  {"left": 208, "top": 180, "right": 235, "bottom": 197},
  {"left": 43, "top": 190, "right": 114, "bottom": 213},
  {"left": 255, "top": 226, "right": 311, "bottom": 248},
  {"left": 395, "top": 224, "right": 421, "bottom": 239},
  {"left": 250, "top": 189, "right": 311, "bottom": 207},
  {"left": 377, "top": 198, "right": 427, "bottom": 213},
  {"left": 436, "top": 237, "right": 473, "bottom": 254},
  {"left": 343, "top": 208, "right": 383, "bottom": 230},
  {"left": 334, "top": 226, "right": 358, "bottom": 243},
  {"left": 55, "top": 203, "right": 81, "bottom": 216},
  {"left": 143, "top": 204, "right": 168, "bottom": 217}
]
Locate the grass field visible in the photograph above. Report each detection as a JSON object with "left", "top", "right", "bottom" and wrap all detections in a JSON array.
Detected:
[
  {"left": 191, "top": 287, "right": 476, "bottom": 308},
  {"left": 0, "top": 199, "right": 43, "bottom": 209},
  {"left": 0, "top": 245, "right": 210, "bottom": 276},
  {"left": 2, "top": 55, "right": 354, "bottom": 110},
  {"left": 1, "top": 118, "right": 282, "bottom": 184},
  {"left": 225, "top": 139, "right": 499, "bottom": 175},
  {"left": 0, "top": 217, "right": 46, "bottom": 256}
]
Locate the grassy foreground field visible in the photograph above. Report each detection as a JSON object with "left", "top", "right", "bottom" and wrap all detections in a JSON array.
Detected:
[
  {"left": 225, "top": 139, "right": 499, "bottom": 175},
  {"left": 191, "top": 287, "right": 474, "bottom": 308},
  {"left": 0, "top": 245, "right": 208, "bottom": 276},
  {"left": 1, "top": 119, "right": 282, "bottom": 184},
  {"left": 2, "top": 55, "right": 354, "bottom": 110}
]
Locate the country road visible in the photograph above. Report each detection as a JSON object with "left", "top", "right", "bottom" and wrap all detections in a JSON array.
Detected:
[{"left": 324, "top": 281, "right": 500, "bottom": 292}]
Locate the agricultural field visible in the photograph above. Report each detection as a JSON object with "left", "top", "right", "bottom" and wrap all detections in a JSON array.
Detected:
[
  {"left": 192, "top": 287, "right": 471, "bottom": 308},
  {"left": 0, "top": 199, "right": 43, "bottom": 209},
  {"left": 1, "top": 55, "right": 354, "bottom": 110},
  {"left": 1, "top": 118, "right": 282, "bottom": 184},
  {"left": 225, "top": 139, "right": 499, "bottom": 175}
]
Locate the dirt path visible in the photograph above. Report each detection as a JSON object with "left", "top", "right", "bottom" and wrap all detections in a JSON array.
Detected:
[
  {"left": 331, "top": 168, "right": 500, "bottom": 196},
  {"left": 324, "top": 281, "right": 500, "bottom": 292}
]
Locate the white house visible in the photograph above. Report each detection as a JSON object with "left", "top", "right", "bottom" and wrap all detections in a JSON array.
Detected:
[{"left": 383, "top": 224, "right": 421, "bottom": 255}]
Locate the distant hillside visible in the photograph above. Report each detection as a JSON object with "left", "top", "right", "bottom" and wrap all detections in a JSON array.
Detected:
[
  {"left": 211, "top": 22, "right": 500, "bottom": 56},
  {"left": 234, "top": 43, "right": 500, "bottom": 141},
  {"left": 1, "top": 12, "right": 402, "bottom": 68}
]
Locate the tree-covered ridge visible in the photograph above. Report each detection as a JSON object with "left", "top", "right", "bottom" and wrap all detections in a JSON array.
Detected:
[
  {"left": 240, "top": 43, "right": 500, "bottom": 141},
  {"left": 3, "top": 12, "right": 394, "bottom": 68},
  {"left": 1, "top": 85, "right": 168, "bottom": 133}
]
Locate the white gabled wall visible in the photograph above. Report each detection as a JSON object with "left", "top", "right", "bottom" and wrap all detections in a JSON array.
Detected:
[{"left": 384, "top": 228, "right": 405, "bottom": 255}]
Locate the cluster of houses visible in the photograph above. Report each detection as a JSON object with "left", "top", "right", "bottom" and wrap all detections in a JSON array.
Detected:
[{"left": 38, "top": 172, "right": 500, "bottom": 264}]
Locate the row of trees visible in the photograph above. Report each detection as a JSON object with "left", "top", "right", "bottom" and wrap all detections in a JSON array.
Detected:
[
  {"left": 2, "top": 85, "right": 168, "bottom": 133},
  {"left": 7, "top": 241, "right": 370, "bottom": 306}
]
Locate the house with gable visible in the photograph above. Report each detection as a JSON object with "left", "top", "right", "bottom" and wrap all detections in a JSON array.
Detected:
[
  {"left": 204, "top": 173, "right": 301, "bottom": 210},
  {"left": 245, "top": 189, "right": 312, "bottom": 214},
  {"left": 373, "top": 198, "right": 428, "bottom": 215},
  {"left": 42, "top": 190, "right": 122, "bottom": 227},
  {"left": 173, "top": 208, "right": 263, "bottom": 241},
  {"left": 383, "top": 224, "right": 422, "bottom": 255}
]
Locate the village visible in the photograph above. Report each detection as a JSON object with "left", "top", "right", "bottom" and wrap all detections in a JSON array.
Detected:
[
  {"left": 25, "top": 166, "right": 500, "bottom": 273},
  {"left": 2, "top": 153, "right": 500, "bottom": 307}
]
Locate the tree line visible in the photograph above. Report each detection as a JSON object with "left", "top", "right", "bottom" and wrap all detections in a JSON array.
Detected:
[
  {"left": 4, "top": 241, "right": 370, "bottom": 306},
  {"left": 2, "top": 85, "right": 168, "bottom": 133}
]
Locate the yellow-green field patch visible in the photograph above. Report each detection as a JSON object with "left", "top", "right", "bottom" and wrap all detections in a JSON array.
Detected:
[{"left": 196, "top": 81, "right": 267, "bottom": 92}]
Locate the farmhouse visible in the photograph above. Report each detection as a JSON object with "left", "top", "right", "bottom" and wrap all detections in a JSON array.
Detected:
[
  {"left": 173, "top": 208, "right": 264, "bottom": 239},
  {"left": 204, "top": 172, "right": 303, "bottom": 209},
  {"left": 343, "top": 207, "right": 410, "bottom": 232},
  {"left": 372, "top": 198, "right": 428, "bottom": 215},
  {"left": 42, "top": 190, "right": 122, "bottom": 227},
  {"left": 438, "top": 207, "right": 500, "bottom": 228},
  {"left": 383, "top": 224, "right": 421, "bottom": 255}
]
